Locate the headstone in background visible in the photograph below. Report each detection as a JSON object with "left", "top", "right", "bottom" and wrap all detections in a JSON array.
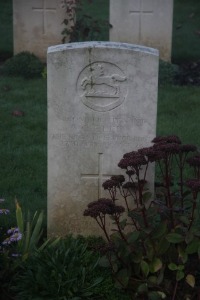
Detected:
[
  {"left": 47, "top": 42, "right": 159, "bottom": 237},
  {"left": 13, "top": 0, "right": 71, "bottom": 61},
  {"left": 110, "top": 0, "right": 174, "bottom": 62}
]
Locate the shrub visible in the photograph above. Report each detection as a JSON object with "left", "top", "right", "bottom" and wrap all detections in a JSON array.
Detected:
[
  {"left": 62, "top": 0, "right": 110, "bottom": 43},
  {"left": 84, "top": 135, "right": 200, "bottom": 299},
  {"left": 2, "top": 51, "right": 43, "bottom": 78},
  {"left": 159, "top": 60, "right": 180, "bottom": 85}
]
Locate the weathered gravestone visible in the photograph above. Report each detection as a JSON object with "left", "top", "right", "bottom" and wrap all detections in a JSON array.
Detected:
[
  {"left": 47, "top": 42, "right": 159, "bottom": 237},
  {"left": 110, "top": 0, "right": 173, "bottom": 62},
  {"left": 13, "top": 0, "right": 71, "bottom": 61}
]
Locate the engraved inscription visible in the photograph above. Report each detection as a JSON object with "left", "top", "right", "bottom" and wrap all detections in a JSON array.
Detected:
[
  {"left": 51, "top": 133, "right": 147, "bottom": 149},
  {"left": 77, "top": 62, "right": 128, "bottom": 112},
  {"left": 129, "top": 0, "right": 154, "bottom": 42},
  {"left": 32, "top": 0, "right": 57, "bottom": 34}
]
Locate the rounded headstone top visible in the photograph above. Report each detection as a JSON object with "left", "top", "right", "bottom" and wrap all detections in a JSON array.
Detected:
[{"left": 48, "top": 41, "right": 159, "bottom": 56}]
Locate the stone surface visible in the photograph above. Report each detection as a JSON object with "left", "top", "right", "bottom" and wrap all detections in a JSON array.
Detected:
[
  {"left": 110, "top": 0, "right": 174, "bottom": 62},
  {"left": 47, "top": 42, "right": 159, "bottom": 237},
  {"left": 13, "top": 0, "right": 70, "bottom": 61}
]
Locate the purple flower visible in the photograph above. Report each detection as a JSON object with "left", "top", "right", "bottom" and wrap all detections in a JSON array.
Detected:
[
  {"left": 152, "top": 135, "right": 181, "bottom": 144},
  {"left": 0, "top": 209, "right": 10, "bottom": 215},
  {"left": 2, "top": 227, "right": 22, "bottom": 245},
  {"left": 84, "top": 198, "right": 125, "bottom": 218},
  {"left": 180, "top": 144, "right": 197, "bottom": 153},
  {"left": 154, "top": 142, "right": 180, "bottom": 154},
  {"left": 102, "top": 179, "right": 119, "bottom": 190},
  {"left": 110, "top": 175, "right": 125, "bottom": 184},
  {"left": 187, "top": 155, "right": 200, "bottom": 167},
  {"left": 139, "top": 146, "right": 165, "bottom": 162},
  {"left": 7, "top": 227, "right": 20, "bottom": 235},
  {"left": 118, "top": 152, "right": 147, "bottom": 169}
]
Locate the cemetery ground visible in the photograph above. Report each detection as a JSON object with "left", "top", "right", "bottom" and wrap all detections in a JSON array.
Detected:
[{"left": 1, "top": 0, "right": 200, "bottom": 299}]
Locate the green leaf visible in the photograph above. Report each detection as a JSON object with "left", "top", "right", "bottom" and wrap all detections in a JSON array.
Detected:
[
  {"left": 186, "top": 274, "right": 195, "bottom": 288},
  {"left": 186, "top": 239, "right": 199, "bottom": 254},
  {"left": 148, "top": 291, "right": 166, "bottom": 300},
  {"left": 131, "top": 252, "right": 142, "bottom": 263},
  {"left": 137, "top": 283, "right": 148, "bottom": 294},
  {"left": 157, "top": 291, "right": 167, "bottom": 299},
  {"left": 148, "top": 276, "right": 157, "bottom": 284},
  {"left": 157, "top": 266, "right": 165, "bottom": 285},
  {"left": 178, "top": 246, "right": 188, "bottom": 264},
  {"left": 119, "top": 218, "right": 127, "bottom": 230},
  {"left": 157, "top": 237, "right": 170, "bottom": 255},
  {"left": 144, "top": 239, "right": 154, "bottom": 261},
  {"left": 127, "top": 231, "right": 140, "bottom": 244},
  {"left": 15, "top": 199, "right": 24, "bottom": 233},
  {"left": 168, "top": 263, "right": 178, "bottom": 271},
  {"left": 177, "top": 264, "right": 185, "bottom": 271},
  {"left": 185, "top": 231, "right": 194, "bottom": 244},
  {"left": 179, "top": 216, "right": 189, "bottom": 226},
  {"left": 115, "top": 268, "right": 129, "bottom": 288},
  {"left": 149, "top": 258, "right": 162, "bottom": 273},
  {"left": 152, "top": 223, "right": 167, "bottom": 239},
  {"left": 142, "top": 192, "right": 152, "bottom": 203},
  {"left": 176, "top": 270, "right": 185, "bottom": 281},
  {"left": 166, "top": 233, "right": 184, "bottom": 244},
  {"left": 29, "top": 211, "right": 44, "bottom": 250},
  {"left": 141, "top": 260, "right": 149, "bottom": 278},
  {"left": 98, "top": 256, "right": 110, "bottom": 268}
]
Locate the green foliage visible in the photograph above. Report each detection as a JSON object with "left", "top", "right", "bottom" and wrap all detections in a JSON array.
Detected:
[
  {"left": 84, "top": 136, "right": 200, "bottom": 299},
  {"left": 12, "top": 236, "right": 105, "bottom": 300},
  {"left": 0, "top": 200, "right": 46, "bottom": 297},
  {"left": 0, "top": 76, "right": 47, "bottom": 225},
  {"left": 2, "top": 52, "right": 44, "bottom": 78},
  {"left": 158, "top": 60, "right": 180, "bottom": 86},
  {"left": 15, "top": 200, "right": 44, "bottom": 261},
  {"left": 62, "top": 0, "right": 110, "bottom": 43}
]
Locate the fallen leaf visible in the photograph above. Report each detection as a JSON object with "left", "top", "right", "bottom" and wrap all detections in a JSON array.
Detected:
[{"left": 11, "top": 110, "right": 25, "bottom": 117}]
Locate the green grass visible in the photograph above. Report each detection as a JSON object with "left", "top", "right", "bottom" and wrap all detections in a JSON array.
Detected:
[
  {"left": 172, "top": 0, "right": 200, "bottom": 63},
  {"left": 157, "top": 85, "right": 200, "bottom": 147},
  {"left": 0, "top": 76, "right": 47, "bottom": 225}
]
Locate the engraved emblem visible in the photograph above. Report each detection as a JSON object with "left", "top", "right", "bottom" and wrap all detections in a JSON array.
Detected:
[{"left": 77, "top": 62, "right": 128, "bottom": 112}]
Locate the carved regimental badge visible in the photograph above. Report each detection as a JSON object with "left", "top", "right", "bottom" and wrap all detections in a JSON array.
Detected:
[{"left": 77, "top": 62, "right": 128, "bottom": 112}]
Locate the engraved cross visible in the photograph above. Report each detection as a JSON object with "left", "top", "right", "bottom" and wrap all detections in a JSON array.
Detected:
[
  {"left": 32, "top": 0, "right": 57, "bottom": 34},
  {"left": 129, "top": 0, "right": 153, "bottom": 42},
  {"left": 81, "top": 153, "right": 113, "bottom": 198}
]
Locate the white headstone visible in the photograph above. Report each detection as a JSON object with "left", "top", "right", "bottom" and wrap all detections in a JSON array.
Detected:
[
  {"left": 47, "top": 42, "right": 159, "bottom": 237},
  {"left": 13, "top": 0, "right": 71, "bottom": 61},
  {"left": 110, "top": 0, "right": 174, "bottom": 62}
]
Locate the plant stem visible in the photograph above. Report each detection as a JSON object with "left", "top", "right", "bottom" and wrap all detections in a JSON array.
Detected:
[{"left": 172, "top": 281, "right": 178, "bottom": 300}]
